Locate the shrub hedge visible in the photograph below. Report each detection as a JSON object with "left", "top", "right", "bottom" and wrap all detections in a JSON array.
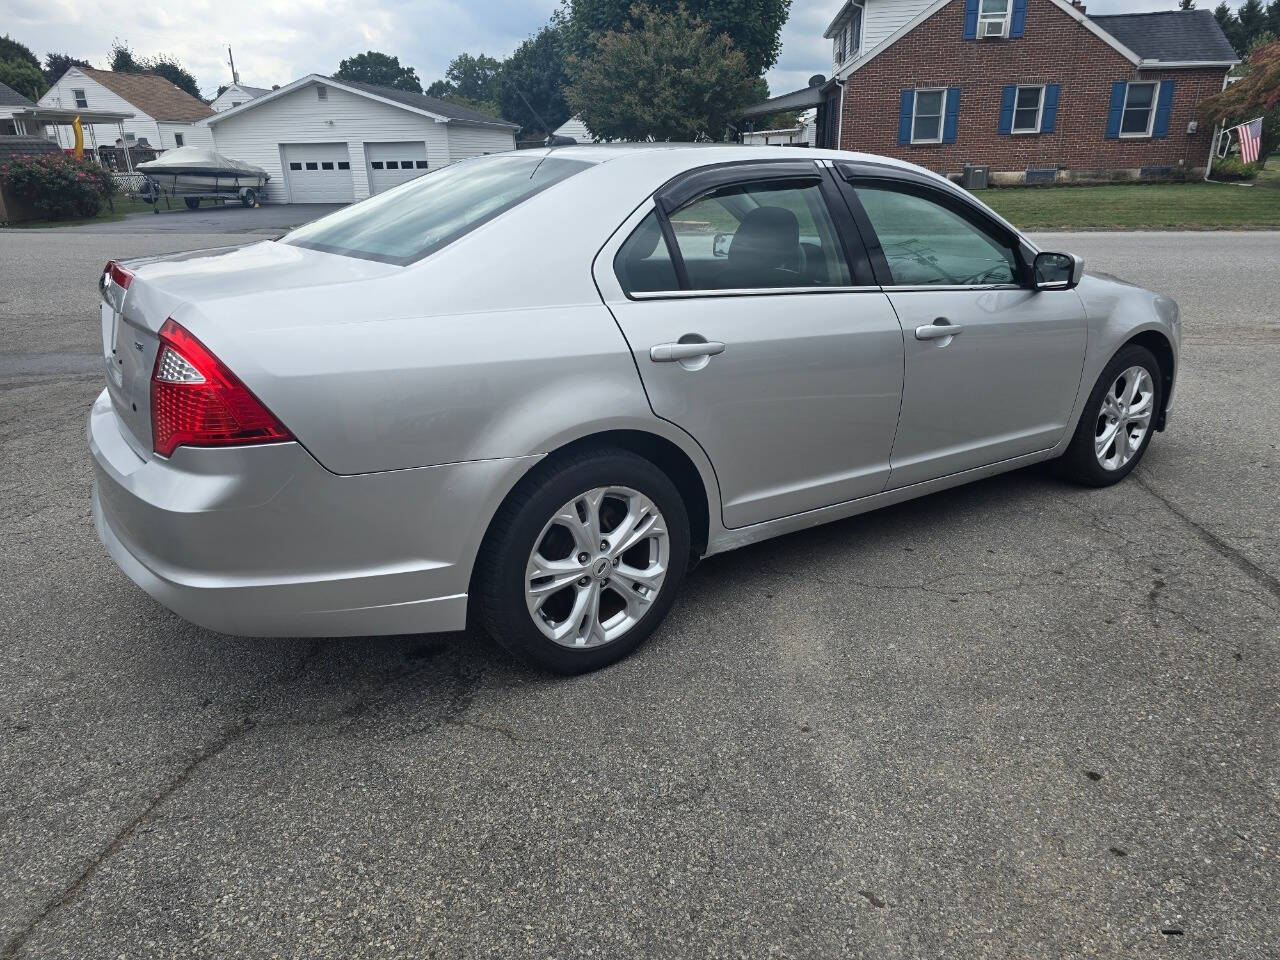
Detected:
[{"left": 1, "top": 153, "right": 117, "bottom": 219}]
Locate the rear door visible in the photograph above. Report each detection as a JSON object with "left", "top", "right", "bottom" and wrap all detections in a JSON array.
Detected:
[
  {"left": 281, "top": 142, "right": 354, "bottom": 202},
  {"left": 366, "top": 141, "right": 429, "bottom": 194},
  {"left": 594, "top": 161, "right": 905, "bottom": 529},
  {"left": 835, "top": 167, "right": 1087, "bottom": 488}
]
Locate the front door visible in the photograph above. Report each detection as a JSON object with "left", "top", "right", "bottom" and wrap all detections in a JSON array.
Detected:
[
  {"left": 844, "top": 179, "right": 1088, "bottom": 488},
  {"left": 595, "top": 164, "right": 905, "bottom": 528}
]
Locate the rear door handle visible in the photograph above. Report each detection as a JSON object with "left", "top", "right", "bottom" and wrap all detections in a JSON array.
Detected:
[
  {"left": 650, "top": 340, "right": 726, "bottom": 362},
  {"left": 915, "top": 320, "right": 964, "bottom": 341}
]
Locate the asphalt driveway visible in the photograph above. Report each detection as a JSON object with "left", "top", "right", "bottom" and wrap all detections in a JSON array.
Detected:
[
  {"left": 33, "top": 202, "right": 347, "bottom": 235},
  {"left": 0, "top": 228, "right": 1276, "bottom": 959}
]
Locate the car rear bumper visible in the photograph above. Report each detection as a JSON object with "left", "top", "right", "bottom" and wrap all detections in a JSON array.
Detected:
[{"left": 88, "top": 389, "right": 536, "bottom": 637}]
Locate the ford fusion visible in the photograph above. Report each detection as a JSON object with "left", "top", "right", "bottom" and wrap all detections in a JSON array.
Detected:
[{"left": 90, "top": 146, "right": 1179, "bottom": 672}]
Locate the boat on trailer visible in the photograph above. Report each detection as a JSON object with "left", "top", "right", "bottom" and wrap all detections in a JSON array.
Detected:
[{"left": 137, "top": 147, "right": 270, "bottom": 209}]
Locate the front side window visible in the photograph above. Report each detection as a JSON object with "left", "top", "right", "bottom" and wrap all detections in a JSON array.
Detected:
[
  {"left": 1012, "top": 85, "right": 1043, "bottom": 133},
  {"left": 853, "top": 185, "right": 1018, "bottom": 286},
  {"left": 1121, "top": 82, "right": 1156, "bottom": 137},
  {"left": 283, "top": 154, "right": 592, "bottom": 265},
  {"left": 667, "top": 179, "right": 851, "bottom": 290},
  {"left": 979, "top": 0, "right": 1010, "bottom": 29},
  {"left": 72, "top": 89, "right": 88, "bottom": 108},
  {"left": 912, "top": 90, "right": 945, "bottom": 144}
]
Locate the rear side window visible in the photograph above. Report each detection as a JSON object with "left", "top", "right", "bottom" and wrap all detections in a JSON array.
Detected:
[
  {"left": 615, "top": 212, "right": 678, "bottom": 294},
  {"left": 283, "top": 154, "right": 592, "bottom": 265}
]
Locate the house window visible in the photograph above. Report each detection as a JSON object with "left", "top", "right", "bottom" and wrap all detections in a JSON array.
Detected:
[
  {"left": 305, "top": 162, "right": 318, "bottom": 170},
  {"left": 415, "top": 160, "right": 428, "bottom": 169},
  {"left": 124, "top": 132, "right": 136, "bottom": 142},
  {"left": 174, "top": 133, "right": 185, "bottom": 147},
  {"left": 911, "top": 89, "right": 946, "bottom": 144},
  {"left": 72, "top": 89, "right": 88, "bottom": 108},
  {"left": 371, "top": 161, "right": 384, "bottom": 169},
  {"left": 1121, "top": 82, "right": 1156, "bottom": 137},
  {"left": 337, "top": 161, "right": 350, "bottom": 170},
  {"left": 231, "top": 101, "right": 242, "bottom": 107},
  {"left": 1012, "top": 85, "right": 1043, "bottom": 133},
  {"left": 978, "top": 0, "right": 1010, "bottom": 35},
  {"left": 321, "top": 161, "right": 334, "bottom": 170},
  {"left": 316, "top": 86, "right": 328, "bottom": 101},
  {"left": 289, "top": 162, "right": 302, "bottom": 170}
]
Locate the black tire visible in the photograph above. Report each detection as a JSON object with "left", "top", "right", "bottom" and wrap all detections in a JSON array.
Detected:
[
  {"left": 241, "top": 189, "right": 257, "bottom": 208},
  {"left": 1058, "top": 343, "right": 1163, "bottom": 487},
  {"left": 474, "top": 447, "right": 691, "bottom": 674},
  {"left": 184, "top": 197, "right": 200, "bottom": 210}
]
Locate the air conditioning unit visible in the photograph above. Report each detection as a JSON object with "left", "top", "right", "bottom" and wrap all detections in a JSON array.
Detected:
[{"left": 979, "top": 18, "right": 1007, "bottom": 38}]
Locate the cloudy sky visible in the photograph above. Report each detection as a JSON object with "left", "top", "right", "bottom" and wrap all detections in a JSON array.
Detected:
[{"left": 6, "top": 0, "right": 1247, "bottom": 101}]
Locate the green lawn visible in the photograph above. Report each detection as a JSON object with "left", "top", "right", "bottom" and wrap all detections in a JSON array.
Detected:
[
  {"left": 982, "top": 162, "right": 1280, "bottom": 230},
  {"left": 3, "top": 196, "right": 159, "bottom": 229}
]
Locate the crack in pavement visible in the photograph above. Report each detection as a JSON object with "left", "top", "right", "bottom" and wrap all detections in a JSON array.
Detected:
[
  {"left": 0, "top": 639, "right": 325, "bottom": 960},
  {"left": 1133, "top": 473, "right": 1280, "bottom": 605}
]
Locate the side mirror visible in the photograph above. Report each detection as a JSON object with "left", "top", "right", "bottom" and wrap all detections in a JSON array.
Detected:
[
  {"left": 712, "top": 232, "right": 730, "bottom": 258},
  {"left": 1033, "top": 251, "right": 1084, "bottom": 290}
]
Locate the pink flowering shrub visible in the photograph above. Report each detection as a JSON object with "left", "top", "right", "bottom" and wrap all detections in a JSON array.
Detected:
[{"left": 1, "top": 153, "right": 117, "bottom": 219}]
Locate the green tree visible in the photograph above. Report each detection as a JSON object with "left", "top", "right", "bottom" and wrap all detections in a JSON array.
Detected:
[
  {"left": 334, "top": 51, "right": 423, "bottom": 92},
  {"left": 1178, "top": 0, "right": 1195, "bottom": 9},
  {"left": 565, "top": 0, "right": 791, "bottom": 77},
  {"left": 1238, "top": 0, "right": 1270, "bottom": 49},
  {"left": 0, "top": 35, "right": 40, "bottom": 70},
  {"left": 1268, "top": 0, "right": 1280, "bottom": 36},
  {"left": 426, "top": 52, "right": 503, "bottom": 116},
  {"left": 1198, "top": 37, "right": 1280, "bottom": 161},
  {"left": 43, "top": 52, "right": 91, "bottom": 85},
  {"left": 566, "top": 4, "right": 759, "bottom": 141},
  {"left": 148, "top": 55, "right": 203, "bottom": 100},
  {"left": 110, "top": 40, "right": 144, "bottom": 73},
  {"left": 0, "top": 57, "right": 46, "bottom": 100},
  {"left": 1215, "top": 1, "right": 1242, "bottom": 53},
  {"left": 498, "top": 21, "right": 572, "bottom": 137}
]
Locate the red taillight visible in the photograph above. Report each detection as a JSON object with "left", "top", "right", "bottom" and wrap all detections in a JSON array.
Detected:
[
  {"left": 150, "top": 319, "right": 292, "bottom": 457},
  {"left": 103, "top": 260, "right": 134, "bottom": 289}
]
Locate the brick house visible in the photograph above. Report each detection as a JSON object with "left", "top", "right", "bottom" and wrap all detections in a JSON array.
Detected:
[{"left": 744, "top": 1, "right": 1238, "bottom": 182}]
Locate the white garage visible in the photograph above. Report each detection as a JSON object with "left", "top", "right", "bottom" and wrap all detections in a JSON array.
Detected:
[
  {"left": 281, "top": 142, "right": 355, "bottom": 203},
  {"left": 365, "top": 141, "right": 428, "bottom": 194},
  {"left": 204, "top": 75, "right": 519, "bottom": 204}
]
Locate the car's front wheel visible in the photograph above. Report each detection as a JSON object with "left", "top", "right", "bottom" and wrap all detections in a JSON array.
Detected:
[
  {"left": 474, "top": 448, "right": 690, "bottom": 673},
  {"left": 1059, "top": 343, "right": 1163, "bottom": 487}
]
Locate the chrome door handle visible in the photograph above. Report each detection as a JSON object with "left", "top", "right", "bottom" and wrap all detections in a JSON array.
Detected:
[
  {"left": 650, "top": 340, "right": 726, "bottom": 362},
  {"left": 915, "top": 320, "right": 964, "bottom": 340}
]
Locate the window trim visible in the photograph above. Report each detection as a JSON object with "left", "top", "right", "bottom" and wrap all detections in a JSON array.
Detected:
[
  {"left": 617, "top": 161, "right": 876, "bottom": 300},
  {"left": 1011, "top": 84, "right": 1044, "bottom": 135},
  {"left": 835, "top": 173, "right": 1031, "bottom": 290},
  {"left": 173, "top": 133, "right": 185, "bottom": 147},
  {"left": 72, "top": 89, "right": 88, "bottom": 108},
  {"left": 1119, "top": 81, "right": 1157, "bottom": 139},
  {"left": 910, "top": 88, "right": 946, "bottom": 145},
  {"left": 977, "top": 0, "right": 1011, "bottom": 33}
]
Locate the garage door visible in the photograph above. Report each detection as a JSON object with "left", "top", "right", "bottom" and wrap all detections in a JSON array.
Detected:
[
  {"left": 366, "top": 141, "right": 429, "bottom": 195},
  {"left": 281, "top": 143, "right": 354, "bottom": 203}
]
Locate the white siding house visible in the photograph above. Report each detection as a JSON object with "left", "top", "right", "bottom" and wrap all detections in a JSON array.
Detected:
[
  {"left": 210, "top": 83, "right": 272, "bottom": 113},
  {"left": 206, "top": 75, "right": 518, "bottom": 203},
  {"left": 38, "top": 67, "right": 214, "bottom": 152},
  {"left": 553, "top": 116, "right": 596, "bottom": 142}
]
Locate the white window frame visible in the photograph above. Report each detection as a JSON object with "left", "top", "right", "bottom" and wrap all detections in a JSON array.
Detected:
[
  {"left": 1119, "top": 82, "right": 1157, "bottom": 139},
  {"left": 174, "top": 133, "right": 185, "bottom": 147},
  {"left": 316, "top": 85, "right": 328, "bottom": 101},
  {"left": 72, "top": 89, "right": 88, "bottom": 109},
  {"left": 1011, "top": 85, "right": 1044, "bottom": 134},
  {"left": 911, "top": 88, "right": 946, "bottom": 145},
  {"left": 978, "top": 0, "right": 1011, "bottom": 34}
]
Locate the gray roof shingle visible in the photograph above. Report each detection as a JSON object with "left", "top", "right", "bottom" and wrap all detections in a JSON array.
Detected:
[
  {"left": 1089, "top": 10, "right": 1238, "bottom": 63},
  {"left": 330, "top": 78, "right": 518, "bottom": 128},
  {"left": 0, "top": 80, "right": 37, "bottom": 109},
  {"left": 0, "top": 135, "right": 63, "bottom": 163}
]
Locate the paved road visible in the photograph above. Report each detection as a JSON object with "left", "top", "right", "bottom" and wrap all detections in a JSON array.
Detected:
[
  {"left": 13, "top": 202, "right": 346, "bottom": 236},
  {"left": 0, "top": 229, "right": 1277, "bottom": 959}
]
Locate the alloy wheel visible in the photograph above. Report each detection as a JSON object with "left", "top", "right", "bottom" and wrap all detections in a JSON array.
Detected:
[
  {"left": 1094, "top": 365, "right": 1154, "bottom": 471},
  {"left": 525, "top": 486, "right": 670, "bottom": 649}
]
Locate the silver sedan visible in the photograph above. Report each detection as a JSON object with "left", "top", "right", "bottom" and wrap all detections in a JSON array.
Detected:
[{"left": 89, "top": 146, "right": 1180, "bottom": 672}]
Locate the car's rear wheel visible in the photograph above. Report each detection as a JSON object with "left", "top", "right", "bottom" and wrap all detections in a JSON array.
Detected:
[
  {"left": 1058, "top": 344, "right": 1162, "bottom": 487},
  {"left": 474, "top": 448, "right": 690, "bottom": 673},
  {"left": 184, "top": 197, "right": 200, "bottom": 210}
]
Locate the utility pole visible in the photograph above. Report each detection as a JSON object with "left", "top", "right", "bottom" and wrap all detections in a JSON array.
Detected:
[{"left": 227, "top": 46, "right": 240, "bottom": 86}]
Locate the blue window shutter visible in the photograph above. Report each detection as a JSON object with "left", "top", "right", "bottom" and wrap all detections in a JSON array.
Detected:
[
  {"left": 964, "top": 0, "right": 979, "bottom": 39},
  {"left": 1153, "top": 80, "right": 1175, "bottom": 137},
  {"left": 943, "top": 88, "right": 961, "bottom": 143},
  {"left": 898, "top": 90, "right": 914, "bottom": 144},
  {"left": 998, "top": 85, "right": 1016, "bottom": 135},
  {"left": 1105, "top": 82, "right": 1126, "bottom": 139},
  {"left": 1010, "top": 0, "right": 1028, "bottom": 37},
  {"left": 1042, "top": 84, "right": 1060, "bottom": 133}
]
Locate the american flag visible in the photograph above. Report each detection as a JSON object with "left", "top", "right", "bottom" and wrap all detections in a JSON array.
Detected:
[{"left": 1234, "top": 117, "right": 1263, "bottom": 165}]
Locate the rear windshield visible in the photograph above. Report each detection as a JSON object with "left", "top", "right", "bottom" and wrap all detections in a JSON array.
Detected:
[{"left": 281, "top": 154, "right": 592, "bottom": 265}]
